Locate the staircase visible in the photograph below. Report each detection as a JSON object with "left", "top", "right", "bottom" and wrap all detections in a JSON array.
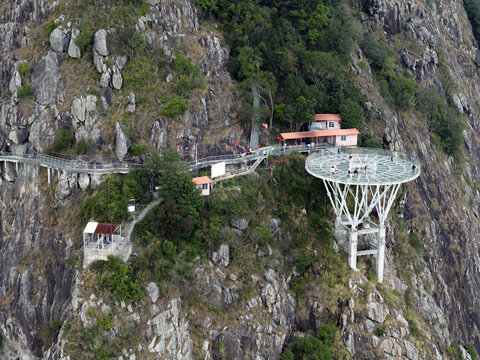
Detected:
[{"left": 124, "top": 198, "right": 162, "bottom": 241}]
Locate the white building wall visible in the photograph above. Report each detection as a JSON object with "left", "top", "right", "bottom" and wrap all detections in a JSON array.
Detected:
[
  {"left": 196, "top": 184, "right": 210, "bottom": 196},
  {"left": 310, "top": 121, "right": 341, "bottom": 130},
  {"left": 336, "top": 134, "right": 358, "bottom": 147}
]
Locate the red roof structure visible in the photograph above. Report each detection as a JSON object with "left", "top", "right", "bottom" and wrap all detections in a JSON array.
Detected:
[
  {"left": 95, "top": 223, "right": 118, "bottom": 234},
  {"left": 314, "top": 114, "right": 342, "bottom": 121},
  {"left": 192, "top": 176, "right": 212, "bottom": 185},
  {"left": 279, "top": 128, "right": 359, "bottom": 141}
]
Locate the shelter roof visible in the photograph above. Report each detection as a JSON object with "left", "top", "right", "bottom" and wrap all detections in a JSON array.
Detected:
[
  {"left": 314, "top": 114, "right": 342, "bottom": 121},
  {"left": 192, "top": 176, "right": 212, "bottom": 185},
  {"left": 83, "top": 222, "right": 118, "bottom": 234},
  {"left": 84, "top": 222, "right": 98, "bottom": 234},
  {"left": 95, "top": 223, "right": 118, "bottom": 234},
  {"left": 280, "top": 128, "right": 359, "bottom": 140}
]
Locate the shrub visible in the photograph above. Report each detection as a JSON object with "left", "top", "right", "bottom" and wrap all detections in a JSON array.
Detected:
[
  {"left": 250, "top": 226, "right": 274, "bottom": 247},
  {"left": 160, "top": 94, "right": 189, "bottom": 119},
  {"left": 54, "top": 129, "right": 73, "bottom": 151},
  {"left": 281, "top": 335, "right": 333, "bottom": 360},
  {"left": 464, "top": 0, "right": 480, "bottom": 46},
  {"left": 391, "top": 74, "right": 416, "bottom": 111},
  {"left": 17, "top": 85, "right": 32, "bottom": 97},
  {"left": 339, "top": 98, "right": 364, "bottom": 129},
  {"left": 464, "top": 343, "right": 477, "bottom": 360},
  {"left": 295, "top": 251, "right": 313, "bottom": 275},
  {"left": 129, "top": 144, "right": 148, "bottom": 156},
  {"left": 17, "top": 63, "right": 30, "bottom": 77},
  {"left": 123, "top": 55, "right": 159, "bottom": 91},
  {"left": 360, "top": 134, "right": 382, "bottom": 148},
  {"left": 48, "top": 318, "right": 62, "bottom": 334},
  {"left": 44, "top": 20, "right": 59, "bottom": 37},
  {"left": 408, "top": 232, "right": 422, "bottom": 251},
  {"left": 195, "top": 0, "right": 218, "bottom": 14},
  {"left": 73, "top": 139, "right": 92, "bottom": 155},
  {"left": 373, "top": 322, "right": 387, "bottom": 336},
  {"left": 75, "top": 26, "right": 94, "bottom": 53},
  {"left": 151, "top": 239, "right": 194, "bottom": 286},
  {"left": 98, "top": 256, "right": 144, "bottom": 302},
  {"left": 97, "top": 312, "right": 114, "bottom": 331},
  {"left": 80, "top": 177, "right": 128, "bottom": 223},
  {"left": 361, "top": 34, "right": 388, "bottom": 69}
]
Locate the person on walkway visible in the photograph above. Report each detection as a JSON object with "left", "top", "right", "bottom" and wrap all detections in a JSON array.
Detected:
[
  {"left": 412, "top": 164, "right": 416, "bottom": 172},
  {"left": 354, "top": 168, "right": 358, "bottom": 176},
  {"left": 364, "top": 165, "right": 368, "bottom": 175},
  {"left": 330, "top": 166, "right": 335, "bottom": 175},
  {"left": 348, "top": 170, "right": 352, "bottom": 178}
]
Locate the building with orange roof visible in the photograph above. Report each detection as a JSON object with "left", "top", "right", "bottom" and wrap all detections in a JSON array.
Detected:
[
  {"left": 192, "top": 176, "right": 212, "bottom": 196},
  {"left": 279, "top": 114, "right": 358, "bottom": 147}
]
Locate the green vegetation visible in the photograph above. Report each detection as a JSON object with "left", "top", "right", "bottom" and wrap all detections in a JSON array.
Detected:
[
  {"left": 129, "top": 144, "right": 148, "bottom": 156},
  {"left": 17, "top": 63, "right": 30, "bottom": 77},
  {"left": 361, "top": 33, "right": 416, "bottom": 111},
  {"left": 373, "top": 322, "right": 387, "bottom": 336},
  {"left": 416, "top": 86, "right": 464, "bottom": 156},
  {"left": 17, "top": 85, "right": 32, "bottom": 97},
  {"left": 73, "top": 139, "right": 93, "bottom": 155},
  {"left": 44, "top": 20, "right": 59, "bottom": 37},
  {"left": 446, "top": 344, "right": 463, "bottom": 360},
  {"left": 75, "top": 25, "right": 94, "bottom": 53},
  {"left": 96, "top": 312, "right": 114, "bottom": 331},
  {"left": 197, "top": 0, "right": 363, "bottom": 130},
  {"left": 38, "top": 318, "right": 62, "bottom": 346},
  {"left": 408, "top": 232, "right": 422, "bottom": 251},
  {"left": 464, "top": 343, "right": 478, "bottom": 360},
  {"left": 464, "top": 0, "right": 480, "bottom": 46},
  {"left": 160, "top": 94, "right": 190, "bottom": 119},
  {"left": 281, "top": 322, "right": 336, "bottom": 359},
  {"left": 46, "top": 129, "right": 74, "bottom": 155},
  {"left": 91, "top": 256, "right": 143, "bottom": 302},
  {"left": 359, "top": 134, "right": 382, "bottom": 148}
]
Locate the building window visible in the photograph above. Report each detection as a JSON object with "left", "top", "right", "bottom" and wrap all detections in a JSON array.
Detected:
[
  {"left": 329, "top": 121, "right": 334, "bottom": 127},
  {"left": 202, "top": 183, "right": 209, "bottom": 190},
  {"left": 341, "top": 135, "right": 346, "bottom": 141}
]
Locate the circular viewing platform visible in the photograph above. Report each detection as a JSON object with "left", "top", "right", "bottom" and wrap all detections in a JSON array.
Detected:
[{"left": 305, "top": 148, "right": 420, "bottom": 186}]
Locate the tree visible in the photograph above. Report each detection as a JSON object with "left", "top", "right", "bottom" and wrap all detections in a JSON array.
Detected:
[{"left": 339, "top": 98, "right": 363, "bottom": 129}]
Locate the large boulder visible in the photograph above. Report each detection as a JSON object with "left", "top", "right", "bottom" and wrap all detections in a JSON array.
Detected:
[
  {"left": 9, "top": 70, "right": 21, "bottom": 94},
  {"left": 55, "top": 171, "right": 71, "bottom": 201},
  {"left": 49, "top": 26, "right": 69, "bottom": 53},
  {"left": 32, "top": 51, "right": 60, "bottom": 105},
  {"left": 78, "top": 173, "right": 90, "bottom": 191},
  {"left": 146, "top": 282, "right": 160, "bottom": 303},
  {"left": 231, "top": 217, "right": 248, "bottom": 231},
  {"left": 115, "top": 122, "right": 130, "bottom": 161},
  {"left": 211, "top": 244, "right": 230, "bottom": 267},
  {"left": 94, "top": 29, "right": 109, "bottom": 56},
  {"left": 3, "top": 162, "right": 16, "bottom": 182},
  {"left": 112, "top": 66, "right": 123, "bottom": 90},
  {"left": 68, "top": 29, "right": 81, "bottom": 58}
]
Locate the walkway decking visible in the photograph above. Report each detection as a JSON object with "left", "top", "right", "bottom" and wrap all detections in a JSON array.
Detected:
[{"left": 0, "top": 144, "right": 326, "bottom": 175}]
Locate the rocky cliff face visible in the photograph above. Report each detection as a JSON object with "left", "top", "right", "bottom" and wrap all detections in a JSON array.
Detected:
[
  {"left": 355, "top": 0, "right": 480, "bottom": 353},
  {"left": 2, "top": 0, "right": 480, "bottom": 359}
]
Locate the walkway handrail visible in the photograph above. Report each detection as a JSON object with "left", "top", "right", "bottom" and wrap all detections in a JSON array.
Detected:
[{"left": 0, "top": 144, "right": 330, "bottom": 175}]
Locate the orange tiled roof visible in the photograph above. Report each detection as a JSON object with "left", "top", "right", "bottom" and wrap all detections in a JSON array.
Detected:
[
  {"left": 314, "top": 114, "right": 342, "bottom": 121},
  {"left": 280, "top": 128, "right": 359, "bottom": 140},
  {"left": 192, "top": 176, "right": 212, "bottom": 185}
]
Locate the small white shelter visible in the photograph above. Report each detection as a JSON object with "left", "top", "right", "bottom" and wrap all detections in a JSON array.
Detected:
[
  {"left": 193, "top": 176, "right": 212, "bottom": 196},
  {"left": 83, "top": 222, "right": 132, "bottom": 268}
]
